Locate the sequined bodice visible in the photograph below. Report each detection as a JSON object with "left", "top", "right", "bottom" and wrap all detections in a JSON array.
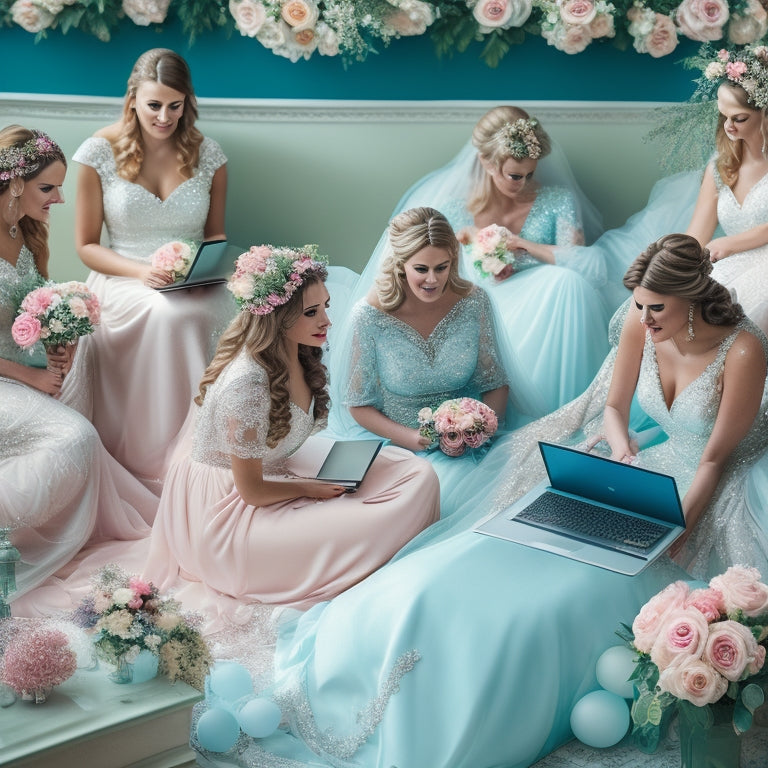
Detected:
[
  {"left": 715, "top": 168, "right": 768, "bottom": 243},
  {"left": 344, "top": 288, "right": 507, "bottom": 428},
  {"left": 192, "top": 349, "right": 316, "bottom": 469},
  {"left": 636, "top": 320, "right": 768, "bottom": 481},
  {"left": 0, "top": 246, "right": 46, "bottom": 367},
  {"left": 73, "top": 136, "right": 226, "bottom": 262}
]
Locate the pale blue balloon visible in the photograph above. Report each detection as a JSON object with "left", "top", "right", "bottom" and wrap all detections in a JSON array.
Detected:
[
  {"left": 238, "top": 697, "right": 282, "bottom": 738},
  {"left": 570, "top": 690, "right": 630, "bottom": 748},
  {"left": 209, "top": 661, "right": 253, "bottom": 702},
  {"left": 595, "top": 645, "right": 637, "bottom": 699},
  {"left": 196, "top": 707, "right": 241, "bottom": 752}
]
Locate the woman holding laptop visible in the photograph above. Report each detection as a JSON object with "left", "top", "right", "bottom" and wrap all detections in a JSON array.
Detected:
[
  {"left": 74, "top": 48, "right": 234, "bottom": 496},
  {"left": 144, "top": 244, "right": 439, "bottom": 625}
]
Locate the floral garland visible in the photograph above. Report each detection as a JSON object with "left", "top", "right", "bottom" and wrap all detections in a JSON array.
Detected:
[{"left": 1, "top": 0, "right": 767, "bottom": 66}]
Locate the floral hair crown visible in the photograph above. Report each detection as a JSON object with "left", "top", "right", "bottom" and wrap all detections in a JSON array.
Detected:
[
  {"left": 696, "top": 44, "right": 768, "bottom": 110},
  {"left": 0, "top": 130, "right": 63, "bottom": 183},
  {"left": 227, "top": 243, "right": 328, "bottom": 316},
  {"left": 498, "top": 118, "right": 542, "bottom": 160}
]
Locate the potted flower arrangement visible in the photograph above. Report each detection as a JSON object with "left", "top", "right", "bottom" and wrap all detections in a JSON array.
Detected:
[
  {"left": 417, "top": 397, "right": 498, "bottom": 457},
  {"left": 73, "top": 564, "right": 212, "bottom": 690},
  {"left": 620, "top": 565, "right": 768, "bottom": 767}
]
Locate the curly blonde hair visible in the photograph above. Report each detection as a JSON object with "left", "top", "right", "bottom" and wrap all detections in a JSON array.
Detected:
[
  {"left": 468, "top": 105, "right": 551, "bottom": 216},
  {"left": 113, "top": 48, "right": 203, "bottom": 183},
  {"left": 715, "top": 83, "right": 768, "bottom": 188},
  {"left": 624, "top": 233, "right": 744, "bottom": 326},
  {"left": 196, "top": 275, "right": 330, "bottom": 449},
  {"left": 0, "top": 124, "right": 67, "bottom": 279},
  {"left": 375, "top": 206, "right": 472, "bottom": 312}
]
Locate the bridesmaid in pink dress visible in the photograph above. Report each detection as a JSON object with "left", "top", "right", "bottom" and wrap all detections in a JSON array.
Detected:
[{"left": 145, "top": 245, "right": 440, "bottom": 625}]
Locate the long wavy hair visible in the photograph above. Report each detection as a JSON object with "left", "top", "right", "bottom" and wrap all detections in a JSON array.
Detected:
[
  {"left": 624, "top": 233, "right": 744, "bottom": 326},
  {"left": 0, "top": 124, "right": 66, "bottom": 279},
  {"left": 113, "top": 48, "right": 203, "bottom": 182},
  {"left": 196, "top": 275, "right": 330, "bottom": 449},
  {"left": 375, "top": 206, "right": 472, "bottom": 312},
  {"left": 715, "top": 83, "right": 768, "bottom": 188},
  {"left": 468, "top": 105, "right": 552, "bottom": 215}
]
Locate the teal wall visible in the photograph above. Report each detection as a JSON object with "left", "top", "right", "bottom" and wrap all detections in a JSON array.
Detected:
[{"left": 1, "top": 20, "right": 699, "bottom": 100}]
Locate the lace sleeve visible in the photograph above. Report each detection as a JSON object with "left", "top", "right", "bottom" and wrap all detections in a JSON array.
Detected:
[
  {"left": 198, "top": 137, "right": 227, "bottom": 180},
  {"left": 72, "top": 137, "right": 116, "bottom": 185},
  {"left": 550, "top": 186, "right": 584, "bottom": 247},
  {"left": 470, "top": 288, "right": 509, "bottom": 394},
  {"left": 343, "top": 303, "right": 383, "bottom": 410}
]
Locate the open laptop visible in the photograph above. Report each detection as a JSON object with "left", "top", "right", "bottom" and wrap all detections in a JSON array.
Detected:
[
  {"left": 157, "top": 239, "right": 240, "bottom": 291},
  {"left": 285, "top": 436, "right": 385, "bottom": 492},
  {"left": 474, "top": 441, "right": 685, "bottom": 575}
]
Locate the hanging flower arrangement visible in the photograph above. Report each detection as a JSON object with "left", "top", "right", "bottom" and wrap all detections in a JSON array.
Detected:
[{"left": 1, "top": 0, "right": 767, "bottom": 67}]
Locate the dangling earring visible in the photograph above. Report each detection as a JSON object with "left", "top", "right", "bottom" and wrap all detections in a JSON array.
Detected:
[
  {"left": 6, "top": 194, "right": 20, "bottom": 239},
  {"left": 687, "top": 303, "right": 695, "bottom": 342}
]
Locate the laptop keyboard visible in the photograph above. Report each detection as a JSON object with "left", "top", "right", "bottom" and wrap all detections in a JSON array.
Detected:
[{"left": 514, "top": 491, "right": 669, "bottom": 555}]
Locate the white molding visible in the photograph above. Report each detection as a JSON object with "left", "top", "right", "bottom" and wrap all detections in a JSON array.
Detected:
[{"left": 0, "top": 93, "right": 681, "bottom": 124}]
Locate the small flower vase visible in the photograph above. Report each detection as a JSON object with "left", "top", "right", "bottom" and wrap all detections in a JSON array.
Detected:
[
  {"left": 21, "top": 687, "right": 52, "bottom": 704},
  {"left": 109, "top": 650, "right": 159, "bottom": 685},
  {"left": 678, "top": 715, "right": 742, "bottom": 768}
]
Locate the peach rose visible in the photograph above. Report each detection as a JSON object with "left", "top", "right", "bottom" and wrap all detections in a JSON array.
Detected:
[
  {"left": 10, "top": 0, "right": 55, "bottom": 33},
  {"left": 705, "top": 620, "right": 765, "bottom": 681},
  {"left": 560, "top": 0, "right": 597, "bottom": 26},
  {"left": 588, "top": 12, "right": 614, "bottom": 39},
  {"left": 632, "top": 580, "right": 689, "bottom": 653},
  {"left": 651, "top": 608, "right": 710, "bottom": 671},
  {"left": 385, "top": 1, "right": 435, "bottom": 36},
  {"left": 644, "top": 14, "right": 678, "bottom": 58},
  {"left": 710, "top": 565, "right": 768, "bottom": 617},
  {"left": 658, "top": 655, "right": 728, "bottom": 705},
  {"left": 229, "top": 0, "right": 267, "bottom": 37},
  {"left": 727, "top": 0, "right": 767, "bottom": 45},
  {"left": 281, "top": 0, "right": 318, "bottom": 31},
  {"left": 122, "top": 0, "right": 170, "bottom": 26},
  {"left": 675, "top": 0, "right": 729, "bottom": 42},
  {"left": 559, "top": 23, "right": 593, "bottom": 54},
  {"left": 11, "top": 313, "right": 42, "bottom": 349}
]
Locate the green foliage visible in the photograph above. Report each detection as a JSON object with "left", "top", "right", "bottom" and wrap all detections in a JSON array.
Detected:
[{"left": 173, "top": 0, "right": 231, "bottom": 43}]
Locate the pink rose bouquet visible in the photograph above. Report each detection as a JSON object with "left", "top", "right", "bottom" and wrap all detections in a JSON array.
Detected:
[
  {"left": 620, "top": 565, "right": 768, "bottom": 753},
  {"left": 11, "top": 281, "right": 101, "bottom": 351},
  {"left": 150, "top": 239, "right": 196, "bottom": 282},
  {"left": 469, "top": 224, "right": 518, "bottom": 279},
  {"left": 417, "top": 397, "right": 498, "bottom": 457}
]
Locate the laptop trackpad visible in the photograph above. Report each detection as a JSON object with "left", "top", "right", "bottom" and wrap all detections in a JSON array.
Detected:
[{"left": 532, "top": 537, "right": 585, "bottom": 554}]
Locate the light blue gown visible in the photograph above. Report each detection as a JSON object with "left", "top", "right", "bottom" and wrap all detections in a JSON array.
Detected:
[{"left": 193, "top": 306, "right": 768, "bottom": 768}]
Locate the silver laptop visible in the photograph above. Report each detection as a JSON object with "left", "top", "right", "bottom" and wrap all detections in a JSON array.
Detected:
[
  {"left": 474, "top": 441, "right": 685, "bottom": 576},
  {"left": 157, "top": 240, "right": 240, "bottom": 291}
]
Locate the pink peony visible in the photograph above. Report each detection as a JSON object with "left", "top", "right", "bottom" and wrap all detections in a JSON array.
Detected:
[
  {"left": 658, "top": 655, "right": 728, "bottom": 705},
  {"left": 559, "top": 23, "right": 593, "bottom": 54},
  {"left": 709, "top": 566, "right": 768, "bottom": 617},
  {"left": 704, "top": 620, "right": 765, "bottom": 681},
  {"left": 229, "top": 0, "right": 267, "bottom": 37},
  {"left": 463, "top": 430, "right": 490, "bottom": 449},
  {"left": 726, "top": 61, "right": 748, "bottom": 80},
  {"left": 676, "top": 0, "right": 729, "bottom": 42},
  {"left": 129, "top": 576, "right": 153, "bottom": 596},
  {"left": 122, "top": 0, "right": 170, "bottom": 26},
  {"left": 644, "top": 14, "right": 679, "bottom": 58},
  {"left": 632, "top": 580, "right": 690, "bottom": 653},
  {"left": 651, "top": 608, "right": 710, "bottom": 671},
  {"left": 10, "top": 0, "right": 55, "bottom": 33},
  {"left": 588, "top": 12, "right": 614, "bottom": 39},
  {"left": 685, "top": 587, "right": 725, "bottom": 622},
  {"left": 67, "top": 296, "right": 88, "bottom": 318},
  {"left": 21, "top": 286, "right": 56, "bottom": 315},
  {"left": 11, "top": 313, "right": 42, "bottom": 348},
  {"left": 560, "top": 0, "right": 597, "bottom": 26},
  {"left": 385, "top": 1, "right": 434, "bottom": 36}
]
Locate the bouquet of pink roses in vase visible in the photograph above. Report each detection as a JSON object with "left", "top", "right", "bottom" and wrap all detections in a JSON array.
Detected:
[
  {"left": 619, "top": 565, "right": 768, "bottom": 758},
  {"left": 469, "top": 224, "right": 519, "bottom": 280},
  {"left": 150, "top": 240, "right": 197, "bottom": 283},
  {"left": 11, "top": 281, "right": 101, "bottom": 351},
  {"left": 417, "top": 397, "right": 498, "bottom": 457}
]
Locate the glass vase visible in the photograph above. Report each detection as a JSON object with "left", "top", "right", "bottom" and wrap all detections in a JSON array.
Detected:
[
  {"left": 109, "top": 649, "right": 159, "bottom": 684},
  {"left": 678, "top": 715, "right": 742, "bottom": 768}
]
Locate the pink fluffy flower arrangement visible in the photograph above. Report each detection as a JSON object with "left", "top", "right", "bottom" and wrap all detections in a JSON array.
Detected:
[
  {"left": 151, "top": 240, "right": 196, "bottom": 282},
  {"left": 469, "top": 224, "right": 518, "bottom": 279},
  {"left": 417, "top": 397, "right": 498, "bottom": 457},
  {"left": 621, "top": 565, "right": 768, "bottom": 752},
  {"left": 0, "top": 626, "right": 77, "bottom": 703}
]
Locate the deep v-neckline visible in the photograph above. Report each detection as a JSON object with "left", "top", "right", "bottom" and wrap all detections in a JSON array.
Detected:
[
  {"left": 130, "top": 176, "right": 193, "bottom": 204},
  {"left": 378, "top": 297, "right": 465, "bottom": 343},
  {"left": 725, "top": 170, "right": 768, "bottom": 208}
]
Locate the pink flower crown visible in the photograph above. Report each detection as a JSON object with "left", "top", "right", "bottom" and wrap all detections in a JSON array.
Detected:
[
  {"left": 0, "top": 130, "right": 63, "bottom": 183},
  {"left": 227, "top": 244, "right": 328, "bottom": 315},
  {"left": 698, "top": 44, "right": 768, "bottom": 110}
]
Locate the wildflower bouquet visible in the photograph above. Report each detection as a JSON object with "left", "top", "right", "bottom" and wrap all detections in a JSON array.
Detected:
[
  {"left": 11, "top": 281, "right": 101, "bottom": 351},
  {"left": 620, "top": 565, "right": 768, "bottom": 754},
  {"left": 417, "top": 397, "right": 498, "bottom": 456},
  {"left": 469, "top": 224, "right": 519, "bottom": 280},
  {"left": 74, "top": 564, "right": 212, "bottom": 690},
  {"left": 151, "top": 239, "right": 197, "bottom": 282}
]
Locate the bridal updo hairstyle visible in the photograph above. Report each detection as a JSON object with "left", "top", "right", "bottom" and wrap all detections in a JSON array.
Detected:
[
  {"left": 468, "top": 105, "right": 552, "bottom": 215},
  {"left": 195, "top": 270, "right": 330, "bottom": 448},
  {"left": 114, "top": 48, "right": 203, "bottom": 183},
  {"left": 624, "top": 233, "right": 745, "bottom": 327},
  {"left": 375, "top": 206, "right": 472, "bottom": 312}
]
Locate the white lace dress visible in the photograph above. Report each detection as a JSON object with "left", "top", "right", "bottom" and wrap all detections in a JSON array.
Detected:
[
  {"left": 73, "top": 136, "right": 237, "bottom": 495},
  {"left": 0, "top": 247, "right": 154, "bottom": 604}
]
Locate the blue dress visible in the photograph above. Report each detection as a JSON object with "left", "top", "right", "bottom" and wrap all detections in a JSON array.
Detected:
[{"left": 194, "top": 308, "right": 768, "bottom": 768}]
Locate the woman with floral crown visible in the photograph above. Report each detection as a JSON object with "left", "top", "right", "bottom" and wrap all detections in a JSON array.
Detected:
[
  {"left": 144, "top": 244, "right": 439, "bottom": 629},
  {"left": 208, "top": 234, "right": 768, "bottom": 768},
  {"left": 0, "top": 125, "right": 154, "bottom": 607},
  {"left": 74, "top": 48, "right": 234, "bottom": 497}
]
